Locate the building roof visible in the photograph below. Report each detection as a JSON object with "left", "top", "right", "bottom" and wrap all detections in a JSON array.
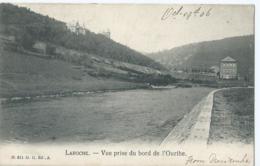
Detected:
[
  {"left": 210, "top": 65, "right": 219, "bottom": 69},
  {"left": 221, "top": 56, "right": 236, "bottom": 62}
]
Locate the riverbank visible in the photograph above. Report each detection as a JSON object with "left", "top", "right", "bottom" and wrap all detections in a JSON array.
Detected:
[
  {"left": 208, "top": 88, "right": 254, "bottom": 144},
  {"left": 0, "top": 77, "right": 149, "bottom": 101},
  {"left": 160, "top": 89, "right": 216, "bottom": 145},
  {"left": 0, "top": 83, "right": 149, "bottom": 104}
]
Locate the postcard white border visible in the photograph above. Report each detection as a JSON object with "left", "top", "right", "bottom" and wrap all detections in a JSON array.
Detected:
[{"left": 0, "top": 0, "right": 258, "bottom": 166}]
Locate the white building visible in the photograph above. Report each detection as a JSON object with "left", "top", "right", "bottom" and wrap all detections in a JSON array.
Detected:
[{"left": 67, "top": 21, "right": 86, "bottom": 35}]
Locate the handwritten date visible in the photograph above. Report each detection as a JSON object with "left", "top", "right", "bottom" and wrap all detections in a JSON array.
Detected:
[{"left": 161, "top": 6, "right": 212, "bottom": 21}]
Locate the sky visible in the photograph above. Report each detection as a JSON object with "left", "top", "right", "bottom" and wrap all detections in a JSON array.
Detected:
[{"left": 18, "top": 4, "right": 254, "bottom": 53}]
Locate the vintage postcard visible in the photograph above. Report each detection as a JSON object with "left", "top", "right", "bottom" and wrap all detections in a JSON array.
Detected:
[{"left": 0, "top": 3, "right": 255, "bottom": 166}]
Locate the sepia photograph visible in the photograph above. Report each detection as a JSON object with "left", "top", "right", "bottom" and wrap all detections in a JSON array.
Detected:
[{"left": 0, "top": 2, "right": 255, "bottom": 166}]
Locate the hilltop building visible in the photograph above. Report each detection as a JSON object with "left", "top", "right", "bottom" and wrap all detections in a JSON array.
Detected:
[
  {"left": 100, "top": 30, "right": 111, "bottom": 39},
  {"left": 220, "top": 56, "right": 237, "bottom": 79},
  {"left": 67, "top": 21, "right": 86, "bottom": 35}
]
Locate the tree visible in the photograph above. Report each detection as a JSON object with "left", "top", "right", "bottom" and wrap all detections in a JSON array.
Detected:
[{"left": 16, "top": 28, "right": 35, "bottom": 49}]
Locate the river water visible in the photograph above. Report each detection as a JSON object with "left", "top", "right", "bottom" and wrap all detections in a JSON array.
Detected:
[{"left": 0, "top": 87, "right": 213, "bottom": 144}]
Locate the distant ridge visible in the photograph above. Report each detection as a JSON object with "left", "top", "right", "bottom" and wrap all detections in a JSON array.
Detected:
[{"left": 148, "top": 35, "right": 254, "bottom": 78}]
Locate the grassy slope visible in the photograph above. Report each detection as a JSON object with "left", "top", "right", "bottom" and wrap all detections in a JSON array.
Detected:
[
  {"left": 0, "top": 50, "right": 147, "bottom": 98},
  {"left": 208, "top": 88, "right": 254, "bottom": 144}
]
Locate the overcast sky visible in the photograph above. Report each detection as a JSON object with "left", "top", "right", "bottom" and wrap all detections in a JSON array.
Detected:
[{"left": 18, "top": 4, "right": 254, "bottom": 53}]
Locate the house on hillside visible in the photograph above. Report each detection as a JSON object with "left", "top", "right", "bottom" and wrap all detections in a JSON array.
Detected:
[
  {"left": 0, "top": 34, "right": 18, "bottom": 51},
  {"left": 220, "top": 56, "right": 238, "bottom": 79},
  {"left": 33, "top": 41, "right": 47, "bottom": 55},
  {"left": 0, "top": 34, "right": 15, "bottom": 43}
]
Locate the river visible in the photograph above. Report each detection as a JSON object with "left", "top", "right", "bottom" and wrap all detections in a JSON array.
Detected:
[{"left": 0, "top": 87, "right": 213, "bottom": 144}]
